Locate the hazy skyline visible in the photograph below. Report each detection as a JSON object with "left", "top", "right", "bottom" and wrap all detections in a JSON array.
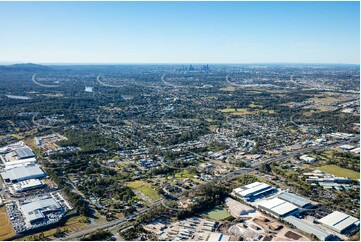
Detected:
[{"left": 0, "top": 1, "right": 359, "bottom": 64}]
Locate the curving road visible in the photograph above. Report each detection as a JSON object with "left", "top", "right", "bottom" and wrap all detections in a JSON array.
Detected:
[
  {"left": 32, "top": 74, "right": 62, "bottom": 88},
  {"left": 97, "top": 74, "right": 136, "bottom": 88}
]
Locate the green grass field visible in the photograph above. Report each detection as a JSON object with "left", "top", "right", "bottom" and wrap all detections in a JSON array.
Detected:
[
  {"left": 127, "top": 180, "right": 160, "bottom": 200},
  {"left": 174, "top": 170, "right": 199, "bottom": 182},
  {"left": 201, "top": 206, "right": 231, "bottom": 221},
  {"left": 317, "top": 165, "right": 360, "bottom": 180}
]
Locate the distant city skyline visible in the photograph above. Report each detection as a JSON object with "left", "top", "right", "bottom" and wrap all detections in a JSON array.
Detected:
[{"left": 0, "top": 1, "right": 359, "bottom": 64}]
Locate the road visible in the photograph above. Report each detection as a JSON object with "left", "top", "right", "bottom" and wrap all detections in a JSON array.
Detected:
[
  {"left": 96, "top": 74, "right": 124, "bottom": 88},
  {"left": 32, "top": 74, "right": 62, "bottom": 88},
  {"left": 60, "top": 203, "right": 158, "bottom": 241},
  {"left": 161, "top": 74, "right": 178, "bottom": 88},
  {"left": 225, "top": 74, "right": 242, "bottom": 87},
  {"left": 251, "top": 143, "right": 335, "bottom": 168}
]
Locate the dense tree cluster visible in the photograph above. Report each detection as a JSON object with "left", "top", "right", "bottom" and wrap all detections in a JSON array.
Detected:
[{"left": 80, "top": 230, "right": 113, "bottom": 241}]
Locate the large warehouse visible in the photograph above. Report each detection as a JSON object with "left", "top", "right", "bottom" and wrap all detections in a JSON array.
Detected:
[
  {"left": 20, "top": 197, "right": 64, "bottom": 224},
  {"left": 284, "top": 216, "right": 333, "bottom": 241},
  {"left": 258, "top": 197, "right": 298, "bottom": 218},
  {"left": 318, "top": 211, "right": 360, "bottom": 234},
  {"left": 232, "top": 182, "right": 276, "bottom": 202},
  {"left": 1, "top": 164, "right": 46, "bottom": 183},
  {"left": 2, "top": 157, "right": 37, "bottom": 170},
  {"left": 11, "top": 179, "right": 44, "bottom": 194},
  {"left": 278, "top": 192, "right": 312, "bottom": 208},
  {"left": 15, "top": 147, "right": 36, "bottom": 159}
]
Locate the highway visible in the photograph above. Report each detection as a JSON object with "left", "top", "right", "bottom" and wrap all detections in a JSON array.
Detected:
[
  {"left": 60, "top": 202, "right": 161, "bottom": 241},
  {"left": 32, "top": 74, "right": 62, "bottom": 88}
]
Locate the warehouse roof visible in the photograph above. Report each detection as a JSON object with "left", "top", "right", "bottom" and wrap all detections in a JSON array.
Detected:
[
  {"left": 258, "top": 197, "right": 298, "bottom": 216},
  {"left": 15, "top": 147, "right": 36, "bottom": 159},
  {"left": 233, "top": 182, "right": 272, "bottom": 197},
  {"left": 207, "top": 233, "right": 230, "bottom": 241},
  {"left": 284, "top": 216, "right": 332, "bottom": 241},
  {"left": 1, "top": 164, "right": 45, "bottom": 182},
  {"left": 318, "top": 211, "right": 359, "bottom": 233},
  {"left": 278, "top": 192, "right": 311, "bottom": 208},
  {"left": 3, "top": 157, "right": 37, "bottom": 169},
  {"left": 21, "top": 197, "right": 62, "bottom": 222},
  {"left": 12, "top": 179, "right": 43, "bottom": 192}
]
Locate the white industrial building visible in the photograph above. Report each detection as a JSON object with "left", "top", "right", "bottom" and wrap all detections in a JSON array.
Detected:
[
  {"left": 258, "top": 197, "right": 298, "bottom": 218},
  {"left": 231, "top": 182, "right": 276, "bottom": 202},
  {"left": 20, "top": 197, "right": 64, "bottom": 224},
  {"left": 11, "top": 179, "right": 44, "bottom": 194},
  {"left": 1, "top": 164, "right": 46, "bottom": 183},
  {"left": 299, "top": 155, "right": 316, "bottom": 163},
  {"left": 0, "top": 145, "right": 37, "bottom": 169},
  {"left": 318, "top": 211, "right": 360, "bottom": 234},
  {"left": 2, "top": 157, "right": 37, "bottom": 170}
]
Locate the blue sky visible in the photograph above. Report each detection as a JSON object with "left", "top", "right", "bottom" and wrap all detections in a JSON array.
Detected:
[{"left": 0, "top": 1, "right": 359, "bottom": 64}]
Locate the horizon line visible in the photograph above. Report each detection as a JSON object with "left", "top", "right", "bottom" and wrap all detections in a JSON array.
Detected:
[{"left": 1, "top": 61, "right": 360, "bottom": 66}]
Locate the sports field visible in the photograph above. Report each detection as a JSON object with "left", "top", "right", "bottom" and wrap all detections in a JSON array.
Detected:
[{"left": 201, "top": 206, "right": 231, "bottom": 221}]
